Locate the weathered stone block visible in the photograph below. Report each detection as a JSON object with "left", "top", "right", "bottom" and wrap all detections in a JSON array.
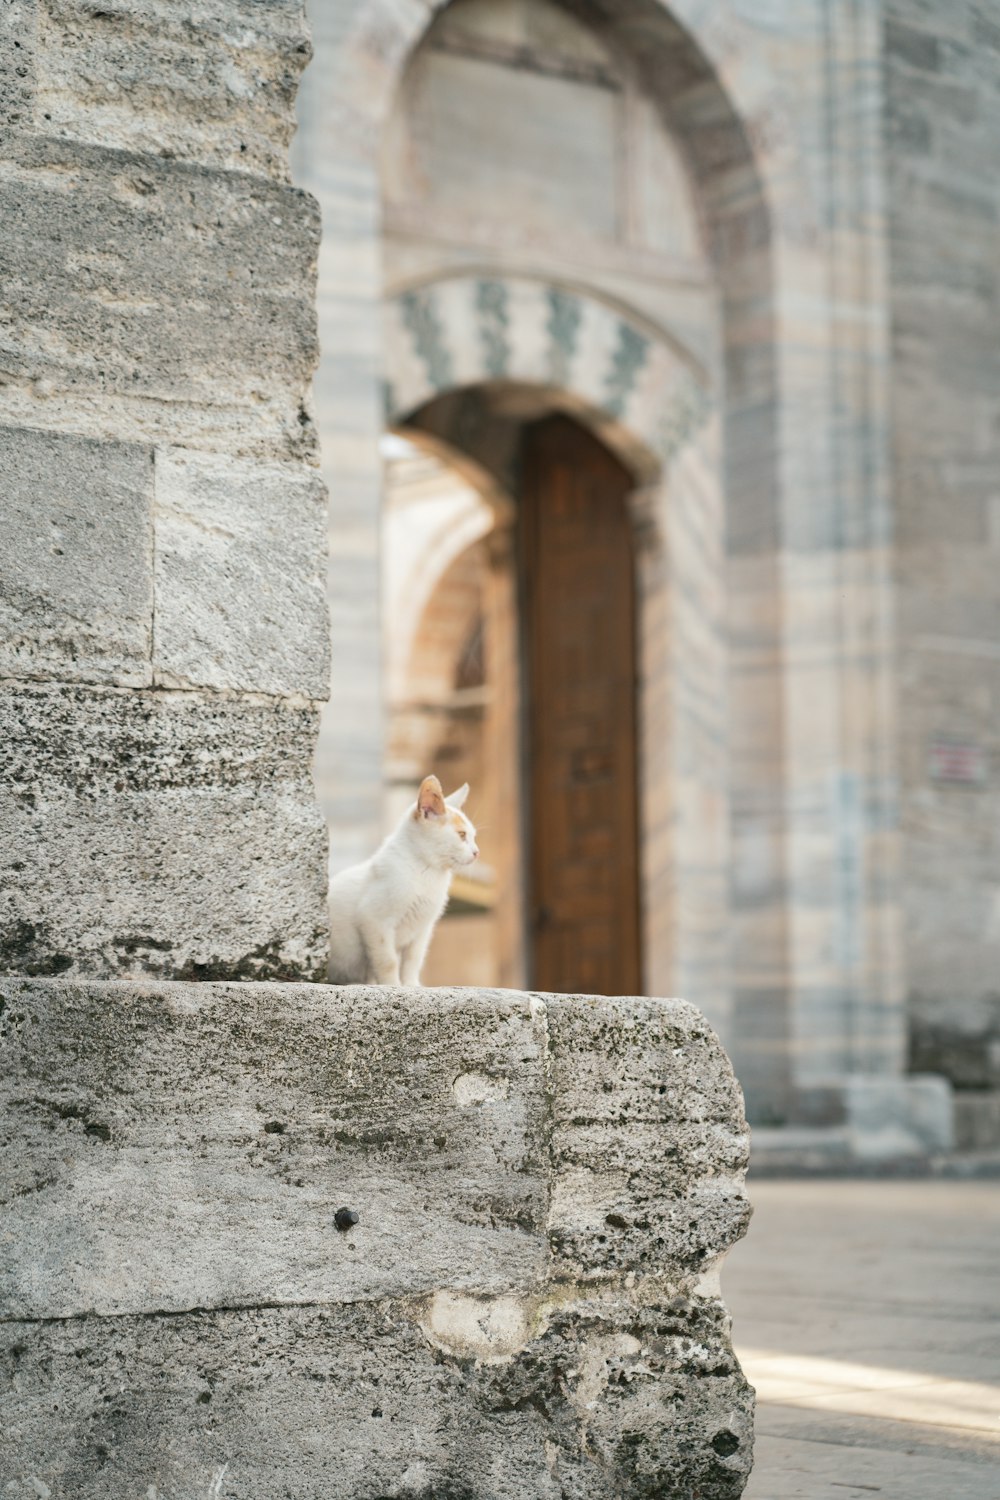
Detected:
[
  {"left": 35, "top": 0, "right": 311, "bottom": 179},
  {"left": 0, "top": 0, "right": 35, "bottom": 140},
  {"left": 153, "top": 448, "right": 329, "bottom": 697},
  {"left": 0, "top": 982, "right": 550, "bottom": 1319},
  {"left": 546, "top": 996, "right": 751, "bottom": 1276},
  {"left": 0, "top": 423, "right": 153, "bottom": 685},
  {"left": 0, "top": 683, "right": 328, "bottom": 980},
  {"left": 0, "top": 977, "right": 754, "bottom": 1497},
  {"left": 0, "top": 1295, "right": 751, "bottom": 1499},
  {"left": 0, "top": 137, "right": 320, "bottom": 458}
]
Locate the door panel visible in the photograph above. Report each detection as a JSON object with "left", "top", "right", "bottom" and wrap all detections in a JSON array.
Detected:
[{"left": 521, "top": 415, "right": 642, "bottom": 996}]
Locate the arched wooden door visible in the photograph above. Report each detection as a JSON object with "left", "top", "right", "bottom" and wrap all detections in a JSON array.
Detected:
[{"left": 520, "top": 414, "right": 642, "bottom": 996}]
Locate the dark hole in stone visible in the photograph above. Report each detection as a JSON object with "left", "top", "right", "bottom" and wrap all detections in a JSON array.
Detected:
[
  {"left": 605, "top": 1212, "right": 629, "bottom": 1230},
  {"left": 85, "top": 1122, "right": 111, "bottom": 1141},
  {"left": 712, "top": 1429, "right": 740, "bottom": 1457},
  {"left": 197, "top": 1391, "right": 211, "bottom": 1404},
  {"left": 263, "top": 1121, "right": 285, "bottom": 1134}
]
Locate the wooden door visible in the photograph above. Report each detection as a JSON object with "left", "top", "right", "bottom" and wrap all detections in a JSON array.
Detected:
[{"left": 521, "top": 414, "right": 642, "bottom": 996}]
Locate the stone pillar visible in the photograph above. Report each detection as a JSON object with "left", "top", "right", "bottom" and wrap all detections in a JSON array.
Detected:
[
  {"left": 0, "top": 0, "right": 329, "bottom": 980},
  {"left": 0, "top": 977, "right": 754, "bottom": 1498}
]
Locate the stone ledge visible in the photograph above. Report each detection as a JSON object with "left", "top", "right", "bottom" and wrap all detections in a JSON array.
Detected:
[{"left": 0, "top": 977, "right": 753, "bottom": 1498}]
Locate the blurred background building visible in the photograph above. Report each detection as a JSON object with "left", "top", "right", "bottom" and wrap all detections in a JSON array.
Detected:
[{"left": 294, "top": 0, "right": 1000, "bottom": 1148}]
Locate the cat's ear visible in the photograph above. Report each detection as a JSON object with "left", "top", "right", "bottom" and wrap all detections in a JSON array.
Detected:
[
  {"left": 415, "top": 774, "right": 446, "bottom": 820},
  {"left": 445, "top": 782, "right": 470, "bottom": 810}
]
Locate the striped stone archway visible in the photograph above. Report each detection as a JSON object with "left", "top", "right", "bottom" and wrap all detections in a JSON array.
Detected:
[{"left": 384, "top": 273, "right": 710, "bottom": 476}]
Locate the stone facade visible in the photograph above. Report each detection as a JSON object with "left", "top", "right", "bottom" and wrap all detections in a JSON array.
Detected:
[
  {"left": 1, "top": 977, "right": 754, "bottom": 1499},
  {"left": 285, "top": 0, "right": 1000, "bottom": 1141},
  {"left": 0, "top": 0, "right": 330, "bottom": 981},
  {"left": 294, "top": 0, "right": 929, "bottom": 1135}
]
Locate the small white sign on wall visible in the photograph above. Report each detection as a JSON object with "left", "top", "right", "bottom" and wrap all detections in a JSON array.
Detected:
[{"left": 928, "top": 740, "right": 988, "bottom": 786}]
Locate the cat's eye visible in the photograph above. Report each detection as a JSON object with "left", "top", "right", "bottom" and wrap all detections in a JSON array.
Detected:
[{"left": 459, "top": 830, "right": 467, "bottom": 839}]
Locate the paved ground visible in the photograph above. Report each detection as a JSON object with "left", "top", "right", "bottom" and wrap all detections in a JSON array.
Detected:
[{"left": 724, "top": 1180, "right": 1000, "bottom": 1500}]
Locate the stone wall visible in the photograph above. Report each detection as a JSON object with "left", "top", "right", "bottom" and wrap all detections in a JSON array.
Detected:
[
  {"left": 885, "top": 2, "right": 1000, "bottom": 1068},
  {"left": 0, "top": 977, "right": 754, "bottom": 1498},
  {"left": 0, "top": 0, "right": 329, "bottom": 981}
]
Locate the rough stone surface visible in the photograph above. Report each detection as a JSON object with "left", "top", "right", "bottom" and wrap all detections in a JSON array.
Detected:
[
  {"left": 153, "top": 447, "right": 329, "bottom": 697},
  {"left": 0, "top": 136, "right": 320, "bottom": 460},
  {"left": 0, "top": 978, "right": 754, "bottom": 1498},
  {"left": 0, "top": 685, "right": 328, "bottom": 980},
  {"left": 34, "top": 0, "right": 312, "bottom": 179},
  {"left": 0, "top": 422, "right": 153, "bottom": 685},
  {"left": 547, "top": 996, "right": 751, "bottom": 1277},
  {"left": 0, "top": 1297, "right": 751, "bottom": 1500},
  {"left": 0, "top": 0, "right": 35, "bottom": 140},
  {"left": 0, "top": 982, "right": 550, "bottom": 1318}
]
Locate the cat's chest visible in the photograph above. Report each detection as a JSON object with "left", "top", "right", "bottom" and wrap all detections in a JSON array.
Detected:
[{"left": 393, "top": 881, "right": 447, "bottom": 942}]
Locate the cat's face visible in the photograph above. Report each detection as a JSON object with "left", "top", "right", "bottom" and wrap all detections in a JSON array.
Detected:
[{"left": 413, "top": 775, "right": 480, "bottom": 870}]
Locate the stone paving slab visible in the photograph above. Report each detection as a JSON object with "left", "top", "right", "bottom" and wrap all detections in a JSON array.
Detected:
[
  {"left": 725, "top": 1180, "right": 1000, "bottom": 1500},
  {"left": 750, "top": 1430, "right": 1000, "bottom": 1500}
]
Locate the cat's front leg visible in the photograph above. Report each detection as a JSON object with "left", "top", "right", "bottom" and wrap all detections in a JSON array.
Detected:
[
  {"left": 360, "top": 923, "right": 401, "bottom": 986},
  {"left": 400, "top": 924, "right": 434, "bottom": 987},
  {"left": 399, "top": 944, "right": 423, "bottom": 987}
]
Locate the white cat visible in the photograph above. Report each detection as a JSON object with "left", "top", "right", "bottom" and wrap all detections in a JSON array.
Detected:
[{"left": 327, "top": 774, "right": 479, "bottom": 986}]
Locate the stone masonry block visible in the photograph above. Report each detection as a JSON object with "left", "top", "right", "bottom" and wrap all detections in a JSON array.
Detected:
[
  {"left": 546, "top": 995, "right": 751, "bottom": 1276},
  {"left": 153, "top": 448, "right": 329, "bottom": 698},
  {"left": 0, "top": 0, "right": 35, "bottom": 141},
  {"left": 0, "top": 137, "right": 320, "bottom": 459},
  {"left": 0, "top": 982, "right": 550, "bottom": 1319},
  {"left": 0, "top": 977, "right": 753, "bottom": 1498},
  {"left": 0, "top": 1296, "right": 751, "bottom": 1499},
  {"left": 0, "top": 423, "right": 153, "bottom": 685},
  {"left": 35, "top": 0, "right": 311, "bottom": 179},
  {"left": 845, "top": 1074, "right": 954, "bottom": 1159},
  {"left": 0, "top": 683, "right": 328, "bottom": 980}
]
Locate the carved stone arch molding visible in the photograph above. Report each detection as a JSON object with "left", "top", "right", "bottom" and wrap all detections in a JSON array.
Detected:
[{"left": 384, "top": 274, "right": 712, "bottom": 479}]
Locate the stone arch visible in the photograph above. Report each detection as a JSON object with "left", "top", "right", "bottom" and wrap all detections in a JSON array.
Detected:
[
  {"left": 382, "top": 270, "right": 725, "bottom": 1007},
  {"left": 300, "top": 0, "right": 768, "bottom": 1029}
]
